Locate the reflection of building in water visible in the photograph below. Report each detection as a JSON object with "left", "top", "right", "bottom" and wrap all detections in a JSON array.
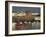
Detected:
[{"left": 12, "top": 11, "right": 40, "bottom": 30}]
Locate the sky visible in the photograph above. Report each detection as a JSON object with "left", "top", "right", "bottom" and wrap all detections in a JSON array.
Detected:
[{"left": 12, "top": 6, "right": 40, "bottom": 13}]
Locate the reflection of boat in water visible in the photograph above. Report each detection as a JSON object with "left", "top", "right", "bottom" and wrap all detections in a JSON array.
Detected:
[
  {"left": 12, "top": 20, "right": 40, "bottom": 30},
  {"left": 15, "top": 21, "right": 32, "bottom": 30}
]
